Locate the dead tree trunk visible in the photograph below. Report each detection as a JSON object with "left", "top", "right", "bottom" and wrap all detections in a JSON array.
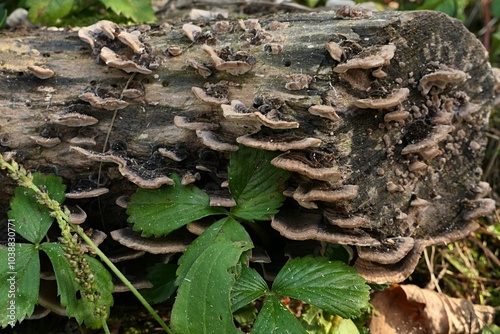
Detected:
[{"left": 0, "top": 10, "right": 495, "bottom": 282}]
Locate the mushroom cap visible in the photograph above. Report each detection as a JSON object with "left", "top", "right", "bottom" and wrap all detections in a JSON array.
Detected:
[
  {"left": 271, "top": 207, "right": 381, "bottom": 246},
  {"left": 67, "top": 205, "right": 87, "bottom": 224},
  {"left": 401, "top": 125, "right": 453, "bottom": 155},
  {"left": 308, "top": 105, "right": 340, "bottom": 121},
  {"left": 99, "top": 47, "right": 152, "bottom": 74},
  {"left": 110, "top": 228, "right": 192, "bottom": 254},
  {"left": 325, "top": 41, "right": 343, "bottom": 62},
  {"left": 78, "top": 20, "right": 119, "bottom": 49},
  {"left": 334, "top": 44, "right": 396, "bottom": 73},
  {"left": 29, "top": 135, "right": 61, "bottom": 148},
  {"left": 356, "top": 237, "right": 415, "bottom": 265},
  {"left": 28, "top": 65, "right": 55, "bottom": 79},
  {"left": 419, "top": 68, "right": 468, "bottom": 95},
  {"left": 117, "top": 30, "right": 144, "bottom": 53},
  {"left": 254, "top": 111, "right": 299, "bottom": 129},
  {"left": 192, "top": 86, "right": 229, "bottom": 105},
  {"left": 292, "top": 184, "right": 359, "bottom": 203},
  {"left": 79, "top": 92, "right": 129, "bottom": 111},
  {"left": 354, "top": 88, "right": 409, "bottom": 109},
  {"left": 50, "top": 112, "right": 98, "bottom": 127},
  {"left": 237, "top": 131, "right": 321, "bottom": 151},
  {"left": 353, "top": 241, "right": 425, "bottom": 284},
  {"left": 70, "top": 146, "right": 175, "bottom": 188},
  {"left": 271, "top": 151, "right": 342, "bottom": 182},
  {"left": 65, "top": 187, "right": 109, "bottom": 199},
  {"left": 182, "top": 23, "right": 202, "bottom": 42},
  {"left": 196, "top": 130, "right": 239, "bottom": 152},
  {"left": 186, "top": 58, "right": 212, "bottom": 78}
]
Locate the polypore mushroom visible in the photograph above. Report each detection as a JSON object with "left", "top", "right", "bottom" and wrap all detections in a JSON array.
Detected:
[
  {"left": 323, "top": 210, "right": 369, "bottom": 228},
  {"left": 419, "top": 68, "right": 468, "bottom": 95},
  {"left": 99, "top": 47, "right": 152, "bottom": 74},
  {"left": 272, "top": 208, "right": 380, "bottom": 246},
  {"left": 401, "top": 125, "right": 453, "bottom": 155},
  {"left": 110, "top": 228, "right": 192, "bottom": 254},
  {"left": 237, "top": 131, "right": 321, "bottom": 151},
  {"left": 292, "top": 184, "right": 359, "bottom": 204},
  {"left": 166, "top": 45, "right": 183, "bottom": 57},
  {"left": 79, "top": 92, "right": 129, "bottom": 110},
  {"left": 70, "top": 146, "right": 175, "bottom": 188},
  {"left": 207, "top": 190, "right": 237, "bottom": 207},
  {"left": 65, "top": 187, "right": 109, "bottom": 199},
  {"left": 354, "top": 88, "right": 409, "bottom": 109},
  {"left": 196, "top": 130, "right": 239, "bottom": 152},
  {"left": 201, "top": 45, "right": 254, "bottom": 76},
  {"left": 182, "top": 23, "right": 202, "bottom": 42},
  {"left": 271, "top": 151, "right": 342, "bottom": 182},
  {"left": 308, "top": 105, "right": 340, "bottom": 121},
  {"left": 28, "top": 65, "right": 55, "bottom": 79},
  {"left": 117, "top": 30, "right": 144, "bottom": 54},
  {"left": 334, "top": 44, "right": 396, "bottom": 73},
  {"left": 49, "top": 113, "right": 98, "bottom": 127},
  {"left": 186, "top": 58, "right": 212, "bottom": 78},
  {"left": 353, "top": 242, "right": 425, "bottom": 284},
  {"left": 78, "top": 20, "right": 119, "bottom": 49},
  {"left": 462, "top": 198, "right": 496, "bottom": 220},
  {"left": 192, "top": 86, "right": 229, "bottom": 105},
  {"left": 115, "top": 195, "right": 131, "bottom": 208},
  {"left": 68, "top": 205, "right": 87, "bottom": 224},
  {"left": 80, "top": 229, "right": 107, "bottom": 253},
  {"left": 29, "top": 135, "right": 61, "bottom": 148},
  {"left": 325, "top": 41, "right": 343, "bottom": 62},
  {"left": 356, "top": 237, "right": 415, "bottom": 264}
]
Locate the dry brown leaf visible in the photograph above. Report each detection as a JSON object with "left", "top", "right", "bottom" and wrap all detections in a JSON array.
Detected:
[{"left": 369, "top": 284, "right": 495, "bottom": 334}]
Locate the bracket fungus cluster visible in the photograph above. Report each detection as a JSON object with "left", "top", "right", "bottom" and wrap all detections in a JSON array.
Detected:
[{"left": 0, "top": 10, "right": 495, "bottom": 289}]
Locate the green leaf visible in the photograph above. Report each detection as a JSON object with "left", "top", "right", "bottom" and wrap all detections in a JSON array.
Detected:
[
  {"left": 99, "top": 0, "right": 156, "bottom": 23},
  {"left": 8, "top": 173, "right": 66, "bottom": 244},
  {"left": 231, "top": 266, "right": 268, "bottom": 312},
  {"left": 176, "top": 217, "right": 253, "bottom": 286},
  {"left": 252, "top": 295, "right": 307, "bottom": 334},
  {"left": 41, "top": 243, "right": 114, "bottom": 329},
  {"left": 127, "top": 173, "right": 227, "bottom": 237},
  {"left": 171, "top": 217, "right": 252, "bottom": 334},
  {"left": 26, "top": 0, "right": 74, "bottom": 25},
  {"left": 272, "top": 257, "right": 370, "bottom": 319},
  {"left": 0, "top": 244, "right": 39, "bottom": 328},
  {"left": 141, "top": 263, "right": 177, "bottom": 305},
  {"left": 229, "top": 145, "right": 290, "bottom": 221}
]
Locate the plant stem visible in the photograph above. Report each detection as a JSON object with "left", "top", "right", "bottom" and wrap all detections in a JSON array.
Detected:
[{"left": 75, "top": 227, "right": 173, "bottom": 334}]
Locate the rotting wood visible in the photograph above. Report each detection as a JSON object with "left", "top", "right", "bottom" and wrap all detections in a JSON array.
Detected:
[{"left": 0, "top": 10, "right": 495, "bottom": 283}]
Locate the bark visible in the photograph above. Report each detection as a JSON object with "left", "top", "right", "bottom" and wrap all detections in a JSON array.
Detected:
[{"left": 0, "top": 10, "right": 495, "bottom": 282}]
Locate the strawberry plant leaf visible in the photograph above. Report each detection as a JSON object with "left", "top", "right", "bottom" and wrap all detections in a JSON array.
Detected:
[
  {"left": 141, "top": 263, "right": 177, "bottom": 305},
  {"left": 26, "top": 0, "right": 74, "bottom": 25},
  {"left": 8, "top": 173, "right": 66, "bottom": 244},
  {"left": 176, "top": 217, "right": 253, "bottom": 286},
  {"left": 171, "top": 217, "right": 252, "bottom": 334},
  {"left": 272, "top": 257, "right": 370, "bottom": 319},
  {"left": 99, "top": 0, "right": 156, "bottom": 23},
  {"left": 231, "top": 266, "right": 268, "bottom": 312},
  {"left": 41, "top": 243, "right": 114, "bottom": 329},
  {"left": 229, "top": 145, "right": 290, "bottom": 222},
  {"left": 252, "top": 294, "right": 307, "bottom": 334},
  {"left": 127, "top": 173, "right": 227, "bottom": 237},
  {"left": 0, "top": 244, "right": 39, "bottom": 328}
]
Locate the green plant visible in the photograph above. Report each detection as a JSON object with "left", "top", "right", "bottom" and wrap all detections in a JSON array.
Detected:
[
  {"left": 23, "top": 0, "right": 156, "bottom": 26},
  {"left": 0, "top": 145, "right": 370, "bottom": 332},
  {"left": 0, "top": 155, "right": 170, "bottom": 333}
]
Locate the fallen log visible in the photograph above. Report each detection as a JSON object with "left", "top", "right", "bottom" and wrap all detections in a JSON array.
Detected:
[{"left": 0, "top": 9, "right": 495, "bottom": 283}]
